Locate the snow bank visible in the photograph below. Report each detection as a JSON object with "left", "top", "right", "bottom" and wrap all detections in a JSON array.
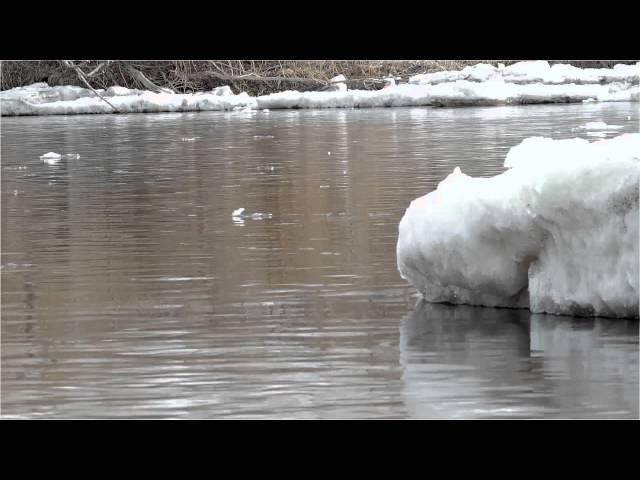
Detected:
[
  {"left": 409, "top": 61, "right": 640, "bottom": 86},
  {"left": 257, "top": 83, "right": 436, "bottom": 109},
  {"left": 257, "top": 80, "right": 638, "bottom": 109},
  {"left": 0, "top": 83, "right": 256, "bottom": 116},
  {"left": 429, "top": 80, "right": 638, "bottom": 106},
  {"left": 2, "top": 62, "right": 638, "bottom": 116},
  {"left": 397, "top": 133, "right": 640, "bottom": 318}
]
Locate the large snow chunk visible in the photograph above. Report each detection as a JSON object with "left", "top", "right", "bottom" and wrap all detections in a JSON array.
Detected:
[{"left": 397, "top": 134, "right": 640, "bottom": 318}]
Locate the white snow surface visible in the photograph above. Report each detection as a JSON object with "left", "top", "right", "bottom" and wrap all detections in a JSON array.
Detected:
[
  {"left": 409, "top": 61, "right": 640, "bottom": 86},
  {"left": 1, "top": 82, "right": 256, "bottom": 116},
  {"left": 256, "top": 80, "right": 637, "bottom": 109},
  {"left": 2, "top": 62, "right": 638, "bottom": 115},
  {"left": 396, "top": 133, "right": 640, "bottom": 318}
]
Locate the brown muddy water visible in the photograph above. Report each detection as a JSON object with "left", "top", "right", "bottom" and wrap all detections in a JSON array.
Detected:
[{"left": 1, "top": 103, "right": 638, "bottom": 418}]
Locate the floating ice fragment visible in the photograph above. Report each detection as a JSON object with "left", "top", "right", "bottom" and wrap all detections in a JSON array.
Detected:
[{"left": 40, "top": 152, "right": 61, "bottom": 164}]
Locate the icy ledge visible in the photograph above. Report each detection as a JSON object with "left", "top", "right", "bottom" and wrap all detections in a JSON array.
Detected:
[
  {"left": 2, "top": 62, "right": 638, "bottom": 116},
  {"left": 0, "top": 83, "right": 256, "bottom": 116},
  {"left": 397, "top": 133, "right": 640, "bottom": 318}
]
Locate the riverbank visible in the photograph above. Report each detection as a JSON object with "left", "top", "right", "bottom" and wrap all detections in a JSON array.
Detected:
[{"left": 2, "top": 61, "right": 638, "bottom": 116}]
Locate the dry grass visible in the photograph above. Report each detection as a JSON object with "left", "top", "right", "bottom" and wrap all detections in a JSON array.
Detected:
[{"left": 1, "top": 60, "right": 633, "bottom": 95}]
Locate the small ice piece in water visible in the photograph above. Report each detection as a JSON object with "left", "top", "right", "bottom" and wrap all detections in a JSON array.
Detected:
[
  {"left": 327, "top": 151, "right": 331, "bottom": 155},
  {"left": 40, "top": 152, "right": 61, "bottom": 164},
  {"left": 64, "top": 153, "right": 80, "bottom": 159},
  {"left": 269, "top": 166, "right": 275, "bottom": 171},
  {"left": 628, "top": 116, "right": 632, "bottom": 120},
  {"left": 232, "top": 208, "right": 245, "bottom": 217},
  {"left": 181, "top": 137, "right": 197, "bottom": 142},
  {"left": 582, "top": 98, "right": 597, "bottom": 103},
  {"left": 262, "top": 109, "right": 270, "bottom": 113}
]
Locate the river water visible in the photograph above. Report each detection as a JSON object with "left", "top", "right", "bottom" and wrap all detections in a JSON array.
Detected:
[{"left": 2, "top": 103, "right": 638, "bottom": 419}]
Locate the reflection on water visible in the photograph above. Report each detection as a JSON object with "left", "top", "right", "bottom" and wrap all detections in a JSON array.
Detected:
[
  {"left": 401, "top": 302, "right": 638, "bottom": 419},
  {"left": 2, "top": 102, "right": 638, "bottom": 418}
]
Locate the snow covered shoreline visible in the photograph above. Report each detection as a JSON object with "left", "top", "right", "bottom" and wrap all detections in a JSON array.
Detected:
[
  {"left": 2, "top": 61, "right": 638, "bottom": 116},
  {"left": 0, "top": 83, "right": 256, "bottom": 116},
  {"left": 396, "top": 133, "right": 640, "bottom": 319}
]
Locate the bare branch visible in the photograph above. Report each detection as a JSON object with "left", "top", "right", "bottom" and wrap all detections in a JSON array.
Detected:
[
  {"left": 86, "top": 62, "right": 107, "bottom": 77},
  {"left": 122, "top": 63, "right": 173, "bottom": 94},
  {"left": 201, "top": 70, "right": 328, "bottom": 86},
  {"left": 61, "top": 60, "right": 118, "bottom": 112}
]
